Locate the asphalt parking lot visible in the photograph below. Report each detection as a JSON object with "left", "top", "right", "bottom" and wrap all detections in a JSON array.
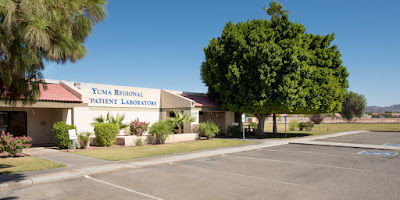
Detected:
[
  {"left": 317, "top": 131, "right": 400, "bottom": 146},
  {"left": 2, "top": 141, "right": 400, "bottom": 200}
]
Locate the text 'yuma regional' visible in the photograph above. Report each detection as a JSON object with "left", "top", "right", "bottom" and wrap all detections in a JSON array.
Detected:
[{"left": 92, "top": 88, "right": 143, "bottom": 97}]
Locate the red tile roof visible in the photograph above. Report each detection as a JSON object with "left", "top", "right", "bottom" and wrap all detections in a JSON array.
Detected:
[
  {"left": 181, "top": 94, "right": 219, "bottom": 108},
  {"left": 39, "top": 84, "right": 82, "bottom": 102}
]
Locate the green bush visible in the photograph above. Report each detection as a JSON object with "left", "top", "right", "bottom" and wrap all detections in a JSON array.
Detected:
[
  {"left": 289, "top": 120, "right": 298, "bottom": 131},
  {"left": 199, "top": 121, "right": 220, "bottom": 139},
  {"left": 53, "top": 121, "right": 76, "bottom": 149},
  {"left": 78, "top": 131, "right": 91, "bottom": 149},
  {"left": 249, "top": 122, "right": 258, "bottom": 129},
  {"left": 227, "top": 125, "right": 241, "bottom": 137},
  {"left": 94, "top": 123, "right": 119, "bottom": 147},
  {"left": 135, "top": 138, "right": 143, "bottom": 146},
  {"left": 298, "top": 121, "right": 314, "bottom": 131},
  {"left": 148, "top": 121, "right": 174, "bottom": 144}
]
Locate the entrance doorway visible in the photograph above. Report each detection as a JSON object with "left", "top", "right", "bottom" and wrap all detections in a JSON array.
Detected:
[{"left": 0, "top": 111, "right": 27, "bottom": 136}]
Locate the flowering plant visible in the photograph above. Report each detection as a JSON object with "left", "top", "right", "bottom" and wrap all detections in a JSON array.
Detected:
[
  {"left": 130, "top": 118, "right": 150, "bottom": 136},
  {"left": 0, "top": 131, "right": 32, "bottom": 157}
]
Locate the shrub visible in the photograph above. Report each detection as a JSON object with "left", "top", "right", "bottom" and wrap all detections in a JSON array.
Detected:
[
  {"left": 227, "top": 125, "right": 241, "bottom": 137},
  {"left": 148, "top": 121, "right": 174, "bottom": 144},
  {"left": 53, "top": 121, "right": 76, "bottom": 149},
  {"left": 78, "top": 131, "right": 91, "bottom": 149},
  {"left": 298, "top": 121, "right": 314, "bottom": 131},
  {"left": 191, "top": 124, "right": 200, "bottom": 133},
  {"left": 92, "top": 112, "right": 128, "bottom": 130},
  {"left": 0, "top": 131, "right": 32, "bottom": 157},
  {"left": 289, "top": 120, "right": 298, "bottom": 131},
  {"left": 199, "top": 121, "right": 220, "bottom": 139},
  {"left": 135, "top": 138, "right": 143, "bottom": 146},
  {"left": 167, "top": 110, "right": 195, "bottom": 133},
  {"left": 130, "top": 118, "right": 150, "bottom": 136},
  {"left": 94, "top": 123, "right": 119, "bottom": 147},
  {"left": 309, "top": 114, "right": 325, "bottom": 125},
  {"left": 249, "top": 122, "right": 258, "bottom": 129}
]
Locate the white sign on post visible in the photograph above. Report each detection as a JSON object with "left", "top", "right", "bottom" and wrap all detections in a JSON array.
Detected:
[
  {"left": 241, "top": 114, "right": 245, "bottom": 142},
  {"left": 68, "top": 129, "right": 77, "bottom": 140}
]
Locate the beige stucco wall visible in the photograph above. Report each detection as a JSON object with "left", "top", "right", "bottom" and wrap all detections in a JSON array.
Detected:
[
  {"left": 160, "top": 90, "right": 193, "bottom": 109},
  {"left": 102, "top": 133, "right": 199, "bottom": 146},
  {"left": 75, "top": 107, "right": 160, "bottom": 135},
  {"left": 0, "top": 107, "right": 69, "bottom": 144},
  {"left": 225, "top": 111, "right": 235, "bottom": 130}
]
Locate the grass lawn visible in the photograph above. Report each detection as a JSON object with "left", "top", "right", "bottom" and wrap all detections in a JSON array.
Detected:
[
  {"left": 74, "top": 139, "right": 257, "bottom": 161},
  {"left": 252, "top": 123, "right": 400, "bottom": 139},
  {"left": 0, "top": 156, "right": 66, "bottom": 175}
]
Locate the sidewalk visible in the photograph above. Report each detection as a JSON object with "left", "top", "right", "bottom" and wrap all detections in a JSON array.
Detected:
[{"left": 0, "top": 130, "right": 371, "bottom": 190}]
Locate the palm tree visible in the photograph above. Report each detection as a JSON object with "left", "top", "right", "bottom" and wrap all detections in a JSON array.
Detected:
[
  {"left": 107, "top": 113, "right": 128, "bottom": 130},
  {"left": 0, "top": 0, "right": 107, "bottom": 105},
  {"left": 168, "top": 110, "right": 195, "bottom": 134},
  {"left": 264, "top": 0, "right": 289, "bottom": 20},
  {"left": 91, "top": 112, "right": 128, "bottom": 130}
]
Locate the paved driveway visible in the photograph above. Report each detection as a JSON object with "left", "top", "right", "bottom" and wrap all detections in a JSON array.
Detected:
[{"left": 2, "top": 143, "right": 400, "bottom": 200}]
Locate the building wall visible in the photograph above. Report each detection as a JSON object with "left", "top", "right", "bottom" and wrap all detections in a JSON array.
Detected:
[
  {"left": 73, "top": 107, "right": 160, "bottom": 135},
  {"left": 0, "top": 107, "right": 67, "bottom": 144}
]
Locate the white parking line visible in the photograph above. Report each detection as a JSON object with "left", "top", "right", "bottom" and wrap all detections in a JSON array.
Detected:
[
  {"left": 228, "top": 155, "right": 373, "bottom": 172},
  {"left": 257, "top": 149, "right": 347, "bottom": 157},
  {"left": 84, "top": 175, "right": 164, "bottom": 200},
  {"left": 171, "top": 163, "right": 317, "bottom": 189}
]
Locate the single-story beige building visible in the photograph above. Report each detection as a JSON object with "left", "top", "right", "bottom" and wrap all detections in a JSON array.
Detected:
[{"left": 0, "top": 80, "right": 239, "bottom": 145}]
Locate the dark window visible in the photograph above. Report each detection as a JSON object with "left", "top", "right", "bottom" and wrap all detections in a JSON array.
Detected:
[
  {"left": 0, "top": 111, "right": 27, "bottom": 136},
  {"left": 199, "top": 111, "right": 203, "bottom": 115}
]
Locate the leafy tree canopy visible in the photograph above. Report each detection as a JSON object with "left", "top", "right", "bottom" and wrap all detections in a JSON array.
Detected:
[
  {"left": 340, "top": 91, "right": 367, "bottom": 122},
  {"left": 0, "top": 0, "right": 107, "bottom": 104},
  {"left": 201, "top": 14, "right": 348, "bottom": 132}
]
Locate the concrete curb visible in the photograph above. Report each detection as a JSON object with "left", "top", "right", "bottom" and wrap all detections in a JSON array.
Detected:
[{"left": 0, "top": 130, "right": 369, "bottom": 191}]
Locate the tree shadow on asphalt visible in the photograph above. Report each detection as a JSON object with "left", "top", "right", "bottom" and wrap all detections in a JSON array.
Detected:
[
  {"left": 0, "top": 197, "right": 18, "bottom": 200},
  {"left": 0, "top": 163, "right": 27, "bottom": 185}
]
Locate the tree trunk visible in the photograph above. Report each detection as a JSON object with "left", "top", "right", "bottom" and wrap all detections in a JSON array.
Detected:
[
  {"left": 254, "top": 114, "right": 269, "bottom": 134},
  {"left": 273, "top": 114, "right": 277, "bottom": 134}
]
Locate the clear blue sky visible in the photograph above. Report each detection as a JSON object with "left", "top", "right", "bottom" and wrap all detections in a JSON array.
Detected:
[{"left": 43, "top": 0, "right": 400, "bottom": 107}]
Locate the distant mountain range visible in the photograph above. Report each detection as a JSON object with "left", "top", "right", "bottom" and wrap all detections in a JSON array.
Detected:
[{"left": 365, "top": 104, "right": 400, "bottom": 113}]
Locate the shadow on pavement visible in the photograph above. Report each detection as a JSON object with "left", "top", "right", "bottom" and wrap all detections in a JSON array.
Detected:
[
  {"left": 0, "top": 197, "right": 19, "bottom": 200},
  {"left": 0, "top": 164, "right": 27, "bottom": 183}
]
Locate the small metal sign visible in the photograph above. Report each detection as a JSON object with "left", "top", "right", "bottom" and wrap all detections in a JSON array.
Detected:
[
  {"left": 68, "top": 129, "right": 77, "bottom": 152},
  {"left": 241, "top": 114, "right": 245, "bottom": 123},
  {"left": 358, "top": 151, "right": 398, "bottom": 157},
  {"left": 68, "top": 129, "right": 77, "bottom": 140}
]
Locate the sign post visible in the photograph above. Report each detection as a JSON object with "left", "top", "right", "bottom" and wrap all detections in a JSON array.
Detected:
[
  {"left": 241, "top": 114, "right": 246, "bottom": 142},
  {"left": 68, "top": 129, "right": 77, "bottom": 152},
  {"left": 284, "top": 115, "right": 287, "bottom": 138}
]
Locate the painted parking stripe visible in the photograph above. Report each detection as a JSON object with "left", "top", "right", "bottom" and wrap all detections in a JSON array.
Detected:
[
  {"left": 84, "top": 175, "right": 164, "bottom": 200},
  {"left": 258, "top": 149, "right": 346, "bottom": 157},
  {"left": 384, "top": 143, "right": 400, "bottom": 147},
  {"left": 358, "top": 151, "right": 398, "bottom": 156},
  {"left": 170, "top": 163, "right": 316, "bottom": 189},
  {"left": 227, "top": 155, "right": 373, "bottom": 172}
]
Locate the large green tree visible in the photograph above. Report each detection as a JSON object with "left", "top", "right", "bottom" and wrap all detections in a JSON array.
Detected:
[
  {"left": 264, "top": 0, "right": 288, "bottom": 20},
  {"left": 201, "top": 9, "right": 348, "bottom": 134},
  {"left": 0, "top": 0, "right": 107, "bottom": 104},
  {"left": 340, "top": 91, "right": 366, "bottom": 123}
]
